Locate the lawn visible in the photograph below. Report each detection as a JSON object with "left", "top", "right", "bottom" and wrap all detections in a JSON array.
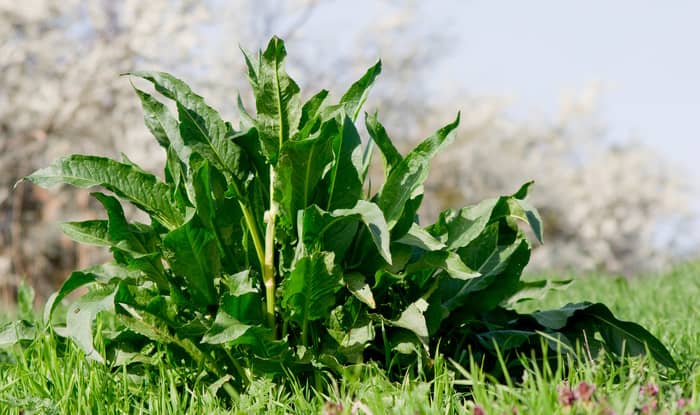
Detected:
[{"left": 1, "top": 261, "right": 698, "bottom": 414}]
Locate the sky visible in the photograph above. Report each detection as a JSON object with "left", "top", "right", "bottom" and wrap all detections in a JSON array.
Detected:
[
  {"left": 435, "top": 0, "right": 700, "bottom": 181},
  {"left": 308, "top": 0, "right": 699, "bottom": 208}
]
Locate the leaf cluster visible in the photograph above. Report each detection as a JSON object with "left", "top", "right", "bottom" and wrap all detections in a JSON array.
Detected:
[{"left": 18, "top": 37, "right": 674, "bottom": 390}]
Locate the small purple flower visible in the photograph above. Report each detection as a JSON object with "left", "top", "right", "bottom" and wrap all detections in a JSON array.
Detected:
[
  {"left": 473, "top": 404, "right": 486, "bottom": 415},
  {"left": 558, "top": 383, "right": 576, "bottom": 406},
  {"left": 575, "top": 381, "right": 596, "bottom": 402},
  {"left": 640, "top": 382, "right": 659, "bottom": 397}
]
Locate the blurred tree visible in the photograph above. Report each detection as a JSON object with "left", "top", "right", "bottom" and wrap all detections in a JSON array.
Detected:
[{"left": 0, "top": 0, "right": 208, "bottom": 302}]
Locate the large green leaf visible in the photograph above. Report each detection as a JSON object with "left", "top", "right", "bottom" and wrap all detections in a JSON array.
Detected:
[
  {"left": 534, "top": 302, "right": 676, "bottom": 368},
  {"left": 60, "top": 220, "right": 111, "bottom": 247},
  {"left": 328, "top": 303, "right": 375, "bottom": 363},
  {"left": 379, "top": 114, "right": 460, "bottom": 228},
  {"left": 321, "top": 116, "right": 364, "bottom": 211},
  {"left": 192, "top": 159, "right": 232, "bottom": 233},
  {"left": 163, "top": 219, "right": 220, "bottom": 306},
  {"left": 61, "top": 287, "right": 116, "bottom": 363},
  {"left": 132, "top": 87, "right": 190, "bottom": 166},
  {"left": 298, "top": 89, "right": 329, "bottom": 134},
  {"left": 300, "top": 200, "right": 392, "bottom": 264},
  {"left": 441, "top": 231, "right": 531, "bottom": 313},
  {"left": 403, "top": 250, "right": 479, "bottom": 281},
  {"left": 202, "top": 272, "right": 268, "bottom": 346},
  {"left": 201, "top": 311, "right": 255, "bottom": 345},
  {"left": 365, "top": 112, "right": 402, "bottom": 175},
  {"left": 429, "top": 198, "right": 501, "bottom": 250},
  {"left": 396, "top": 223, "right": 446, "bottom": 251},
  {"left": 26, "top": 155, "right": 183, "bottom": 229},
  {"left": 202, "top": 274, "right": 269, "bottom": 346},
  {"left": 249, "top": 36, "right": 301, "bottom": 161},
  {"left": 388, "top": 298, "right": 430, "bottom": 350},
  {"left": 281, "top": 252, "right": 342, "bottom": 326},
  {"left": 89, "top": 192, "right": 166, "bottom": 285},
  {"left": 92, "top": 193, "right": 148, "bottom": 253},
  {"left": 44, "top": 263, "right": 142, "bottom": 323},
  {"left": 130, "top": 71, "right": 248, "bottom": 190},
  {"left": 339, "top": 60, "right": 381, "bottom": 121},
  {"left": 275, "top": 120, "right": 336, "bottom": 228}
]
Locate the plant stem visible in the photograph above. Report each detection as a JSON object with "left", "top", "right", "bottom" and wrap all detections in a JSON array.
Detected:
[
  {"left": 239, "top": 201, "right": 265, "bottom": 270},
  {"left": 301, "top": 316, "right": 308, "bottom": 347},
  {"left": 263, "top": 166, "right": 278, "bottom": 336}
]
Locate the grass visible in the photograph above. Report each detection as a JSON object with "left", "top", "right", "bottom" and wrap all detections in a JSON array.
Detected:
[{"left": 1, "top": 261, "right": 699, "bottom": 414}]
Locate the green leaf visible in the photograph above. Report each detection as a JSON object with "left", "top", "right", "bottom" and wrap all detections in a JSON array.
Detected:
[
  {"left": 582, "top": 303, "right": 676, "bottom": 368},
  {"left": 63, "top": 286, "right": 117, "bottom": 363},
  {"left": 192, "top": 160, "right": 218, "bottom": 231},
  {"left": 339, "top": 60, "right": 381, "bottom": 121},
  {"left": 441, "top": 236, "right": 530, "bottom": 313},
  {"left": 328, "top": 304, "right": 375, "bottom": 363},
  {"left": 298, "top": 89, "right": 329, "bottom": 132},
  {"left": 89, "top": 192, "right": 167, "bottom": 286},
  {"left": 504, "top": 278, "right": 573, "bottom": 307},
  {"left": 430, "top": 198, "right": 500, "bottom": 250},
  {"left": 44, "top": 262, "right": 144, "bottom": 324},
  {"left": 404, "top": 250, "right": 479, "bottom": 281},
  {"left": 534, "top": 302, "right": 676, "bottom": 368},
  {"left": 251, "top": 36, "right": 301, "bottom": 161},
  {"left": 92, "top": 193, "right": 147, "bottom": 253},
  {"left": 44, "top": 271, "right": 96, "bottom": 323},
  {"left": 301, "top": 200, "right": 392, "bottom": 264},
  {"left": 201, "top": 311, "right": 255, "bottom": 345},
  {"left": 379, "top": 114, "right": 460, "bottom": 228},
  {"left": 281, "top": 252, "right": 342, "bottom": 326},
  {"left": 275, "top": 120, "right": 336, "bottom": 227},
  {"left": 163, "top": 219, "right": 220, "bottom": 306},
  {"left": 26, "top": 155, "right": 183, "bottom": 229},
  {"left": 219, "top": 271, "right": 264, "bottom": 325},
  {"left": 508, "top": 197, "right": 543, "bottom": 244},
  {"left": 396, "top": 223, "right": 446, "bottom": 251},
  {"left": 344, "top": 272, "right": 376, "bottom": 309},
  {"left": 202, "top": 276, "right": 268, "bottom": 344},
  {"left": 132, "top": 87, "right": 190, "bottom": 165},
  {"left": 130, "top": 71, "right": 248, "bottom": 189},
  {"left": 60, "top": 220, "right": 111, "bottom": 247},
  {"left": 389, "top": 298, "right": 430, "bottom": 350},
  {"left": 0, "top": 321, "right": 37, "bottom": 347},
  {"left": 511, "top": 181, "right": 533, "bottom": 200},
  {"left": 118, "top": 303, "right": 220, "bottom": 375},
  {"left": 322, "top": 116, "right": 364, "bottom": 211},
  {"left": 365, "top": 112, "right": 402, "bottom": 174}
]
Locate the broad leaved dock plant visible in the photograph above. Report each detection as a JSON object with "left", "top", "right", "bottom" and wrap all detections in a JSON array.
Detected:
[{"left": 16, "top": 37, "right": 674, "bottom": 390}]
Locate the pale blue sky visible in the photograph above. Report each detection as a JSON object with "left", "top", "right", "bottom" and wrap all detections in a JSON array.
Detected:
[
  {"left": 435, "top": 0, "right": 699, "bottom": 178},
  {"left": 305, "top": 1, "right": 699, "bottom": 209}
]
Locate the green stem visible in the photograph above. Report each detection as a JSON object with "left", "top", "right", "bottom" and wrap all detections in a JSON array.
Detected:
[
  {"left": 224, "top": 348, "right": 250, "bottom": 387},
  {"left": 421, "top": 271, "right": 443, "bottom": 301},
  {"left": 263, "top": 166, "right": 278, "bottom": 337},
  {"left": 239, "top": 201, "right": 265, "bottom": 270}
]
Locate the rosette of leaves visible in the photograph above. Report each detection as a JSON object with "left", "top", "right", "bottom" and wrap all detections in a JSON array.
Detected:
[{"left": 19, "top": 36, "right": 675, "bottom": 389}]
